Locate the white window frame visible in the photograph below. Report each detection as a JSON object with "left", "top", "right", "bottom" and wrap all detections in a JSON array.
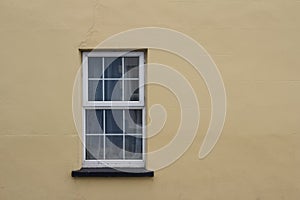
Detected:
[
  {"left": 82, "top": 51, "right": 145, "bottom": 168},
  {"left": 82, "top": 51, "right": 144, "bottom": 107}
]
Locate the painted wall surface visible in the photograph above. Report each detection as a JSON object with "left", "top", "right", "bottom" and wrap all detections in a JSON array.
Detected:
[{"left": 0, "top": 0, "right": 299, "bottom": 199}]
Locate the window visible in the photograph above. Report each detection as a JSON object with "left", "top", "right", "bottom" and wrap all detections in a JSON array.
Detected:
[{"left": 82, "top": 51, "right": 145, "bottom": 168}]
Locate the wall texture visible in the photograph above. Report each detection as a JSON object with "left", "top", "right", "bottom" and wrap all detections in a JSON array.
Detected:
[{"left": 0, "top": 0, "right": 299, "bottom": 199}]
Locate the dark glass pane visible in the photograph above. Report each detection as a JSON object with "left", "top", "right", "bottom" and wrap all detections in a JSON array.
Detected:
[
  {"left": 104, "top": 57, "right": 122, "bottom": 78},
  {"left": 104, "top": 80, "right": 122, "bottom": 101},
  {"left": 105, "top": 110, "right": 123, "bottom": 134},
  {"left": 86, "top": 110, "right": 103, "bottom": 134},
  {"left": 125, "top": 135, "right": 142, "bottom": 160},
  {"left": 86, "top": 135, "right": 104, "bottom": 160},
  {"left": 124, "top": 80, "right": 139, "bottom": 101},
  {"left": 88, "top": 57, "right": 103, "bottom": 78},
  {"left": 105, "top": 136, "right": 123, "bottom": 159},
  {"left": 124, "top": 57, "right": 139, "bottom": 78},
  {"left": 125, "top": 109, "right": 142, "bottom": 134},
  {"left": 88, "top": 80, "right": 103, "bottom": 101}
]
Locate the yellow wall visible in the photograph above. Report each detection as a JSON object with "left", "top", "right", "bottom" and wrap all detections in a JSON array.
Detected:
[{"left": 0, "top": 0, "right": 299, "bottom": 199}]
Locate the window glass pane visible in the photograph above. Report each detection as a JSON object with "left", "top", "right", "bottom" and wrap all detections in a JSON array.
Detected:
[
  {"left": 88, "top": 80, "right": 103, "bottom": 101},
  {"left": 105, "top": 110, "right": 123, "bottom": 134},
  {"left": 86, "top": 135, "right": 104, "bottom": 160},
  {"left": 125, "top": 109, "right": 142, "bottom": 134},
  {"left": 105, "top": 136, "right": 123, "bottom": 159},
  {"left": 86, "top": 110, "right": 103, "bottom": 134},
  {"left": 104, "top": 57, "right": 122, "bottom": 78},
  {"left": 125, "top": 135, "right": 142, "bottom": 160},
  {"left": 124, "top": 80, "right": 139, "bottom": 101},
  {"left": 124, "top": 57, "right": 139, "bottom": 78},
  {"left": 104, "top": 80, "right": 122, "bottom": 101},
  {"left": 84, "top": 52, "right": 144, "bottom": 164},
  {"left": 88, "top": 57, "right": 103, "bottom": 78}
]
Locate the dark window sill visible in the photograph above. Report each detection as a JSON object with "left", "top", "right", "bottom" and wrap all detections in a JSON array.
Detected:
[{"left": 71, "top": 168, "right": 154, "bottom": 177}]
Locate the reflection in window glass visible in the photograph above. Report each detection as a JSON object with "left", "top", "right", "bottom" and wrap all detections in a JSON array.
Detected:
[
  {"left": 125, "top": 135, "right": 142, "bottom": 159},
  {"left": 104, "top": 57, "right": 122, "bottom": 78},
  {"left": 88, "top": 57, "right": 103, "bottom": 78},
  {"left": 104, "top": 80, "right": 122, "bottom": 101},
  {"left": 86, "top": 110, "right": 103, "bottom": 134},
  {"left": 125, "top": 109, "right": 142, "bottom": 134},
  {"left": 124, "top": 57, "right": 139, "bottom": 78},
  {"left": 105, "top": 110, "right": 123, "bottom": 134},
  {"left": 105, "top": 136, "right": 123, "bottom": 159},
  {"left": 88, "top": 80, "right": 103, "bottom": 101},
  {"left": 124, "top": 80, "right": 139, "bottom": 101},
  {"left": 86, "top": 135, "right": 104, "bottom": 160}
]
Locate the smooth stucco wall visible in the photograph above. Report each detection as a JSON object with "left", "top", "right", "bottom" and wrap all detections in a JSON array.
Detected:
[{"left": 0, "top": 0, "right": 299, "bottom": 199}]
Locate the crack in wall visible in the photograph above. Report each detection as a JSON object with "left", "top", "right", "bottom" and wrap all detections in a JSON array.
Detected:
[{"left": 79, "top": 0, "right": 106, "bottom": 47}]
